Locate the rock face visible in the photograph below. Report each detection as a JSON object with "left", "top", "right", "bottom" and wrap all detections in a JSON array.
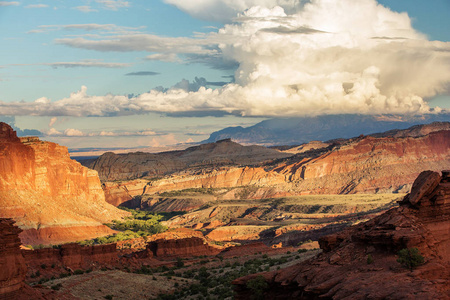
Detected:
[
  {"left": 147, "top": 237, "right": 221, "bottom": 258},
  {"left": 0, "top": 219, "right": 27, "bottom": 298},
  {"left": 22, "top": 243, "right": 118, "bottom": 270},
  {"left": 89, "top": 138, "right": 291, "bottom": 181},
  {"left": 0, "top": 123, "right": 129, "bottom": 245},
  {"left": 233, "top": 170, "right": 450, "bottom": 299},
  {"left": 123, "top": 129, "right": 450, "bottom": 199}
]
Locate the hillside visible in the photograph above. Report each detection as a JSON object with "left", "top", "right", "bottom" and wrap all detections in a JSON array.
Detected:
[
  {"left": 89, "top": 138, "right": 291, "bottom": 181},
  {"left": 101, "top": 124, "right": 450, "bottom": 208},
  {"left": 0, "top": 123, "right": 129, "bottom": 245},
  {"left": 233, "top": 170, "right": 450, "bottom": 299}
]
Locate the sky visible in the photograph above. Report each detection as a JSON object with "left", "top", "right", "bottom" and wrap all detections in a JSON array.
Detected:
[{"left": 0, "top": 0, "right": 449, "bottom": 150}]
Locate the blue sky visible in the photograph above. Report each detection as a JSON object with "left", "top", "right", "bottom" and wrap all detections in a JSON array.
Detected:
[{"left": 0, "top": 0, "right": 449, "bottom": 150}]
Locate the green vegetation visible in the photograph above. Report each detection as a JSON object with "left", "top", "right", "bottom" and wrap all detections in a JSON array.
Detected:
[
  {"left": 78, "top": 208, "right": 168, "bottom": 246},
  {"left": 367, "top": 254, "right": 374, "bottom": 264},
  {"left": 51, "top": 283, "right": 62, "bottom": 291},
  {"left": 397, "top": 248, "right": 424, "bottom": 270},
  {"left": 159, "top": 187, "right": 216, "bottom": 197},
  {"left": 246, "top": 275, "right": 268, "bottom": 300}
]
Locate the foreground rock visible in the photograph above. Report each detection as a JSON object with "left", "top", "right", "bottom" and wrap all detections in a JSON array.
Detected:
[
  {"left": 233, "top": 170, "right": 450, "bottom": 299},
  {"left": 0, "top": 123, "right": 129, "bottom": 245}
]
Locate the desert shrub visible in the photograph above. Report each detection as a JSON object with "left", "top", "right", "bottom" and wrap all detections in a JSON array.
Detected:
[
  {"left": 397, "top": 247, "right": 424, "bottom": 270},
  {"left": 246, "top": 275, "right": 268, "bottom": 300},
  {"left": 40, "top": 264, "right": 47, "bottom": 269},
  {"left": 367, "top": 254, "right": 374, "bottom": 265},
  {"left": 74, "top": 269, "right": 84, "bottom": 275},
  {"left": 176, "top": 257, "right": 185, "bottom": 268},
  {"left": 104, "top": 295, "right": 113, "bottom": 300},
  {"left": 51, "top": 283, "right": 62, "bottom": 291},
  {"left": 297, "top": 249, "right": 308, "bottom": 254}
]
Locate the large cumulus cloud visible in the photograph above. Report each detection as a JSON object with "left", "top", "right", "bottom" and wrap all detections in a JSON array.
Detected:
[{"left": 2, "top": 0, "right": 450, "bottom": 117}]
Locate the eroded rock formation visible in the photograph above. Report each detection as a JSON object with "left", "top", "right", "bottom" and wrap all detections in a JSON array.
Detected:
[
  {"left": 233, "top": 170, "right": 450, "bottom": 299},
  {"left": 0, "top": 123, "right": 129, "bottom": 245},
  {"left": 139, "top": 129, "right": 450, "bottom": 197},
  {"left": 0, "top": 219, "right": 27, "bottom": 299}
]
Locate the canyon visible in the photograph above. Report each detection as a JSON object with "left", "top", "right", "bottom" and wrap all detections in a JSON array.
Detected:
[
  {"left": 233, "top": 170, "right": 450, "bottom": 299},
  {"left": 0, "top": 122, "right": 129, "bottom": 245},
  {"left": 94, "top": 123, "right": 450, "bottom": 208}
]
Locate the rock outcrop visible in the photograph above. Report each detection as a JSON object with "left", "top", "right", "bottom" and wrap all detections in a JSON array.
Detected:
[
  {"left": 147, "top": 237, "right": 221, "bottom": 258},
  {"left": 233, "top": 170, "right": 450, "bottom": 299},
  {"left": 0, "top": 123, "right": 129, "bottom": 245},
  {"left": 22, "top": 243, "right": 118, "bottom": 270},
  {"left": 114, "top": 129, "right": 449, "bottom": 201},
  {"left": 0, "top": 219, "right": 27, "bottom": 299}
]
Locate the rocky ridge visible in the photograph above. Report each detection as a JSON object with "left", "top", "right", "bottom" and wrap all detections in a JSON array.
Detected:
[
  {"left": 89, "top": 138, "right": 291, "bottom": 182},
  {"left": 0, "top": 122, "right": 129, "bottom": 245},
  {"left": 233, "top": 170, "right": 450, "bottom": 299},
  {"left": 105, "top": 127, "right": 450, "bottom": 207}
]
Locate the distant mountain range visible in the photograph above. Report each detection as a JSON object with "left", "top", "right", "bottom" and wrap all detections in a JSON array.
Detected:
[{"left": 203, "top": 113, "right": 450, "bottom": 145}]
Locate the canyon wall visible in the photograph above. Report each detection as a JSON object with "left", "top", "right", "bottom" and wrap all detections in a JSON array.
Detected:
[
  {"left": 22, "top": 243, "right": 118, "bottom": 270},
  {"left": 135, "top": 130, "right": 450, "bottom": 198},
  {"left": 0, "top": 123, "right": 129, "bottom": 245},
  {"left": 233, "top": 170, "right": 450, "bottom": 299},
  {"left": 0, "top": 219, "right": 27, "bottom": 298}
]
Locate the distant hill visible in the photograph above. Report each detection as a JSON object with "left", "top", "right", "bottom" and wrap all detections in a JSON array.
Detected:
[
  {"left": 89, "top": 138, "right": 292, "bottom": 181},
  {"left": 203, "top": 113, "right": 450, "bottom": 145}
]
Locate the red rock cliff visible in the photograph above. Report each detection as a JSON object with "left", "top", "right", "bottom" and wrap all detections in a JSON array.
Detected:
[
  {"left": 0, "top": 219, "right": 27, "bottom": 299},
  {"left": 233, "top": 170, "right": 450, "bottom": 299},
  {"left": 136, "top": 130, "right": 449, "bottom": 198},
  {"left": 0, "top": 122, "right": 129, "bottom": 245}
]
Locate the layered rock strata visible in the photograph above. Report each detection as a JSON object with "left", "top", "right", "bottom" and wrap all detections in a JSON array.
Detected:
[
  {"left": 233, "top": 170, "right": 450, "bottom": 299},
  {"left": 0, "top": 123, "right": 129, "bottom": 245},
  {"left": 0, "top": 219, "right": 27, "bottom": 298},
  {"left": 22, "top": 243, "right": 118, "bottom": 270},
  {"left": 138, "top": 130, "right": 450, "bottom": 197}
]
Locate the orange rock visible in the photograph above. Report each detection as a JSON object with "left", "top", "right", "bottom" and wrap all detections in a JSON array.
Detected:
[
  {"left": 233, "top": 170, "right": 450, "bottom": 299},
  {"left": 0, "top": 219, "right": 27, "bottom": 298},
  {"left": 0, "top": 123, "right": 129, "bottom": 245}
]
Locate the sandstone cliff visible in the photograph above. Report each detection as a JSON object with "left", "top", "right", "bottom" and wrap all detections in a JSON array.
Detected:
[
  {"left": 115, "top": 129, "right": 449, "bottom": 202},
  {"left": 0, "top": 123, "right": 129, "bottom": 245},
  {"left": 233, "top": 170, "right": 450, "bottom": 299},
  {"left": 0, "top": 219, "right": 27, "bottom": 299}
]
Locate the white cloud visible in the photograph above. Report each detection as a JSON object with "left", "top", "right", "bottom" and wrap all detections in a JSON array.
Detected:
[
  {"left": 73, "top": 6, "right": 98, "bottom": 13},
  {"left": 0, "top": 1, "right": 19, "bottom": 6},
  {"left": 47, "top": 128, "right": 62, "bottom": 136},
  {"left": 25, "top": 4, "right": 48, "bottom": 8},
  {"left": 64, "top": 128, "right": 85, "bottom": 136},
  {"left": 145, "top": 53, "right": 181, "bottom": 63},
  {"left": 164, "top": 0, "right": 301, "bottom": 22},
  {"left": 47, "top": 60, "right": 131, "bottom": 69},
  {"left": 3, "top": 0, "right": 450, "bottom": 117},
  {"left": 48, "top": 117, "right": 57, "bottom": 127},
  {"left": 28, "top": 23, "right": 145, "bottom": 35},
  {"left": 95, "top": 0, "right": 129, "bottom": 11}
]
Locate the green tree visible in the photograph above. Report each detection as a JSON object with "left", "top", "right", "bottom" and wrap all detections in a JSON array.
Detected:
[
  {"left": 397, "top": 247, "right": 424, "bottom": 270},
  {"left": 245, "top": 275, "right": 268, "bottom": 300}
]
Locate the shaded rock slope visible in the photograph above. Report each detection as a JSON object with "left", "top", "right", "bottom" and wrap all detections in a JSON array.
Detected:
[
  {"left": 89, "top": 138, "right": 291, "bottom": 181},
  {"left": 233, "top": 170, "right": 450, "bottom": 299},
  {"left": 0, "top": 123, "right": 129, "bottom": 245}
]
